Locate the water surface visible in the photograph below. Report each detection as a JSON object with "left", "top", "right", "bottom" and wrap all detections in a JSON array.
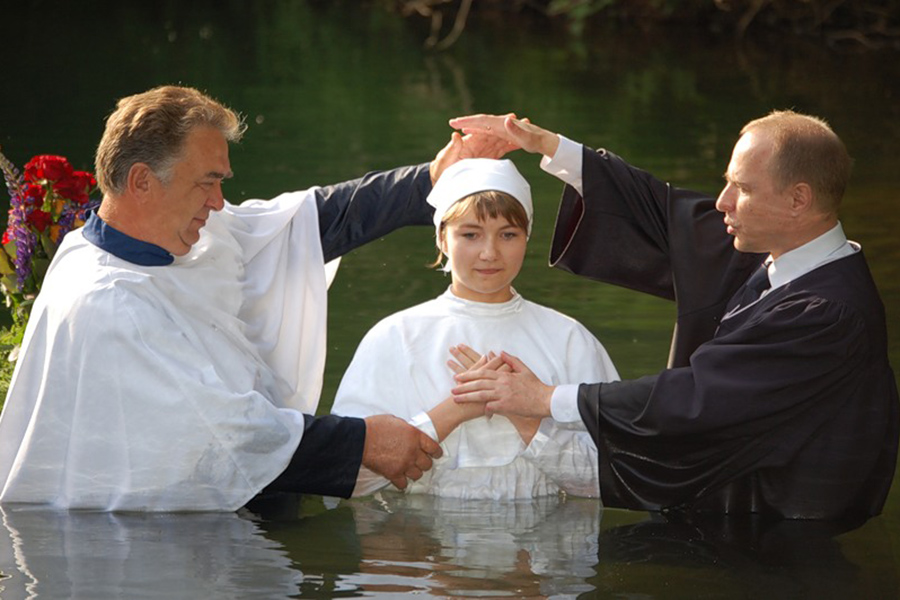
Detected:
[{"left": 0, "top": 2, "right": 898, "bottom": 597}]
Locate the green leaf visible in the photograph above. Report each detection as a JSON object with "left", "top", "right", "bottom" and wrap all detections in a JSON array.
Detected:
[
  {"left": 0, "top": 249, "right": 13, "bottom": 276},
  {"left": 39, "top": 231, "right": 56, "bottom": 258},
  {"left": 3, "top": 240, "right": 18, "bottom": 260},
  {"left": 31, "top": 257, "right": 50, "bottom": 287}
]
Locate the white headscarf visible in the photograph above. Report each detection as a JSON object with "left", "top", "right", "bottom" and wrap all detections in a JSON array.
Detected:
[{"left": 427, "top": 158, "right": 533, "bottom": 241}]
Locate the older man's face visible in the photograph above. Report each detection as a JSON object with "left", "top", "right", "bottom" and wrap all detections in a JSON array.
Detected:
[
  {"left": 147, "top": 126, "right": 233, "bottom": 255},
  {"left": 715, "top": 130, "right": 796, "bottom": 259}
]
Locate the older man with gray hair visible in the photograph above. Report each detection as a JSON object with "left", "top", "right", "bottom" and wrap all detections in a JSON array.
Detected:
[{"left": 0, "top": 86, "right": 504, "bottom": 511}]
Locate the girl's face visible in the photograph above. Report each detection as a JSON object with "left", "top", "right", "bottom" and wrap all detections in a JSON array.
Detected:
[{"left": 441, "top": 207, "right": 528, "bottom": 303}]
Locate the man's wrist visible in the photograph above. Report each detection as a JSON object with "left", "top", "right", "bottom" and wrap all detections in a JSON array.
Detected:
[
  {"left": 539, "top": 131, "right": 561, "bottom": 158},
  {"left": 550, "top": 384, "right": 582, "bottom": 422}
]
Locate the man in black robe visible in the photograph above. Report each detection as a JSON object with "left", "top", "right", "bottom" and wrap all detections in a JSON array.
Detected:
[{"left": 448, "top": 111, "right": 899, "bottom": 521}]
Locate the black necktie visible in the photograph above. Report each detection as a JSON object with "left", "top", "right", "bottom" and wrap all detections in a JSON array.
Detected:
[{"left": 727, "top": 263, "right": 771, "bottom": 315}]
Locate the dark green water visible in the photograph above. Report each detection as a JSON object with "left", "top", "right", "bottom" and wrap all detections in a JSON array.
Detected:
[{"left": 1, "top": 2, "right": 898, "bottom": 597}]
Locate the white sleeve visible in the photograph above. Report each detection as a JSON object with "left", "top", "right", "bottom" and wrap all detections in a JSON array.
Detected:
[
  {"left": 551, "top": 384, "right": 582, "bottom": 423},
  {"left": 334, "top": 320, "right": 443, "bottom": 496},
  {"left": 350, "top": 467, "right": 390, "bottom": 497},
  {"left": 539, "top": 135, "right": 584, "bottom": 196},
  {"left": 225, "top": 192, "right": 330, "bottom": 415},
  {"left": 332, "top": 322, "right": 416, "bottom": 419},
  {"left": 520, "top": 319, "right": 618, "bottom": 499},
  {"left": 522, "top": 420, "right": 600, "bottom": 498},
  {"left": 0, "top": 283, "right": 305, "bottom": 511}
]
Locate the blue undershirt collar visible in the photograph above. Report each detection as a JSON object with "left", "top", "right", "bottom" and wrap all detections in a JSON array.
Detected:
[{"left": 82, "top": 211, "right": 174, "bottom": 266}]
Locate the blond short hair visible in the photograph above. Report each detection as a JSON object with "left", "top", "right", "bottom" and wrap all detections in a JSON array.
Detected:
[
  {"left": 95, "top": 86, "right": 246, "bottom": 196},
  {"left": 741, "top": 110, "right": 852, "bottom": 213}
]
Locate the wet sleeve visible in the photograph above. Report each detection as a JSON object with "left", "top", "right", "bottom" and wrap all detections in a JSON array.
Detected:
[
  {"left": 577, "top": 299, "right": 869, "bottom": 511},
  {"left": 263, "top": 414, "right": 366, "bottom": 498}
]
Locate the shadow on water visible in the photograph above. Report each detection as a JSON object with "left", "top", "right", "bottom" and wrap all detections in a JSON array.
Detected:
[
  {"left": 0, "top": 1, "right": 899, "bottom": 597},
  {"left": 590, "top": 511, "right": 900, "bottom": 599}
]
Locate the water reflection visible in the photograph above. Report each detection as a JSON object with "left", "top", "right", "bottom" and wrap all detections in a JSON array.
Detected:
[
  {"left": 0, "top": 495, "right": 601, "bottom": 599},
  {"left": 0, "top": 497, "right": 894, "bottom": 599},
  {"left": 252, "top": 492, "right": 601, "bottom": 598},
  {"left": 339, "top": 494, "right": 599, "bottom": 598},
  {"left": 0, "top": 506, "right": 299, "bottom": 599}
]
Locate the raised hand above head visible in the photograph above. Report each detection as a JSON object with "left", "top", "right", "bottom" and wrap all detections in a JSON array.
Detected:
[
  {"left": 449, "top": 114, "right": 560, "bottom": 157},
  {"left": 430, "top": 132, "right": 465, "bottom": 185},
  {"left": 458, "top": 129, "right": 520, "bottom": 160},
  {"left": 429, "top": 130, "right": 519, "bottom": 185}
]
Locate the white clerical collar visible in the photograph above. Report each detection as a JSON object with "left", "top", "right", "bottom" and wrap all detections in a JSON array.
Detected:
[{"left": 768, "top": 222, "right": 858, "bottom": 291}]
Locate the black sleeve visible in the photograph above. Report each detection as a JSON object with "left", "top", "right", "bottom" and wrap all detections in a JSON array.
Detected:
[
  {"left": 549, "top": 146, "right": 763, "bottom": 366},
  {"left": 315, "top": 163, "right": 434, "bottom": 262},
  {"left": 549, "top": 147, "right": 675, "bottom": 299},
  {"left": 578, "top": 377, "right": 659, "bottom": 509},
  {"left": 263, "top": 414, "right": 366, "bottom": 498},
  {"left": 580, "top": 298, "right": 876, "bottom": 516}
]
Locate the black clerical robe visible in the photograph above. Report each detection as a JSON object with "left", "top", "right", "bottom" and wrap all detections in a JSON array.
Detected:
[{"left": 550, "top": 147, "right": 899, "bottom": 520}]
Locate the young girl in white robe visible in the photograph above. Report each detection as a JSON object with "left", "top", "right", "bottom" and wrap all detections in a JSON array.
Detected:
[{"left": 332, "top": 158, "right": 618, "bottom": 499}]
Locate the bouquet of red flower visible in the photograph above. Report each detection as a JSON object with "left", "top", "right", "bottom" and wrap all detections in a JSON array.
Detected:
[{"left": 0, "top": 149, "right": 97, "bottom": 326}]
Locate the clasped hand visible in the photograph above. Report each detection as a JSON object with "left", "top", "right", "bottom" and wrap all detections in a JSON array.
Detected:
[
  {"left": 448, "top": 114, "right": 560, "bottom": 158},
  {"left": 448, "top": 344, "right": 553, "bottom": 440},
  {"left": 429, "top": 126, "right": 520, "bottom": 184}
]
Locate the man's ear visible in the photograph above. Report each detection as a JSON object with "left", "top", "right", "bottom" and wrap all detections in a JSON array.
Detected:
[
  {"left": 126, "top": 163, "right": 156, "bottom": 199},
  {"left": 790, "top": 182, "right": 814, "bottom": 215}
]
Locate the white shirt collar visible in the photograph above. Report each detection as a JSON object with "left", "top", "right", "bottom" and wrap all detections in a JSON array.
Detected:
[
  {"left": 767, "top": 222, "right": 858, "bottom": 291},
  {"left": 440, "top": 286, "right": 524, "bottom": 318}
]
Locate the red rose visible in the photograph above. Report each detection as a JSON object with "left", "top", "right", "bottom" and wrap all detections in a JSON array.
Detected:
[
  {"left": 83, "top": 171, "right": 96, "bottom": 186},
  {"left": 23, "top": 183, "right": 46, "bottom": 207},
  {"left": 73, "top": 170, "right": 96, "bottom": 204},
  {"left": 74, "top": 170, "right": 97, "bottom": 191},
  {"left": 2, "top": 229, "right": 9, "bottom": 245},
  {"left": 53, "top": 171, "right": 95, "bottom": 205},
  {"left": 26, "top": 209, "right": 53, "bottom": 233},
  {"left": 24, "top": 155, "right": 73, "bottom": 183}
]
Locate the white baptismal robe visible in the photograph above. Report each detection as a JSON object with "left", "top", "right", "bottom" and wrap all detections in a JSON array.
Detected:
[
  {"left": 332, "top": 289, "right": 618, "bottom": 499},
  {"left": 0, "top": 191, "right": 330, "bottom": 511}
]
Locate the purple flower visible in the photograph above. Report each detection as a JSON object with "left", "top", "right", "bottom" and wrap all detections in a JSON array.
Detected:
[{"left": 1, "top": 148, "right": 98, "bottom": 323}]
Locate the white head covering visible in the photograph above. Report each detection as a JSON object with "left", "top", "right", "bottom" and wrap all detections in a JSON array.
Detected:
[{"left": 427, "top": 158, "right": 533, "bottom": 240}]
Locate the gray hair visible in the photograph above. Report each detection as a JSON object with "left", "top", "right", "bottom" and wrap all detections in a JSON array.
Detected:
[{"left": 95, "top": 86, "right": 246, "bottom": 196}]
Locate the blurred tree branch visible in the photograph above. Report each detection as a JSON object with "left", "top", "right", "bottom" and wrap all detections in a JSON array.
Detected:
[
  {"left": 399, "top": 0, "right": 474, "bottom": 49},
  {"left": 382, "top": 0, "right": 900, "bottom": 50}
]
